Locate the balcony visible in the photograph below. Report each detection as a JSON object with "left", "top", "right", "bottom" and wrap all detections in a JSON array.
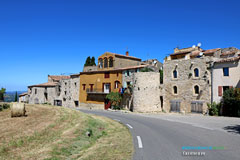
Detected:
[{"left": 86, "top": 88, "right": 109, "bottom": 94}]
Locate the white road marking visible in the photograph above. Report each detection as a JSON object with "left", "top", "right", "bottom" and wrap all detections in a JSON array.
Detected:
[
  {"left": 114, "top": 119, "right": 121, "bottom": 122},
  {"left": 126, "top": 124, "right": 133, "bottom": 129},
  {"left": 137, "top": 136, "right": 143, "bottom": 148}
]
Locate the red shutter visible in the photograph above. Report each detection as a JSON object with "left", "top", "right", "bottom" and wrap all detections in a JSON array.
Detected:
[
  {"left": 218, "top": 86, "right": 223, "bottom": 96},
  {"left": 102, "top": 83, "right": 105, "bottom": 92},
  {"left": 109, "top": 83, "right": 111, "bottom": 92}
]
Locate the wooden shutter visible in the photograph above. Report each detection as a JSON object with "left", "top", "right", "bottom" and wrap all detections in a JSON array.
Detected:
[
  {"left": 109, "top": 83, "right": 111, "bottom": 92},
  {"left": 218, "top": 86, "right": 223, "bottom": 96},
  {"left": 102, "top": 83, "right": 105, "bottom": 92}
]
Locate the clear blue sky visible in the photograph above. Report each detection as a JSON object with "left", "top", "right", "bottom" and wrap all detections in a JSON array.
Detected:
[{"left": 0, "top": 0, "right": 240, "bottom": 91}]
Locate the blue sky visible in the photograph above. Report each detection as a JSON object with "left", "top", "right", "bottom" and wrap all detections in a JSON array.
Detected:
[{"left": 0, "top": 0, "right": 240, "bottom": 91}]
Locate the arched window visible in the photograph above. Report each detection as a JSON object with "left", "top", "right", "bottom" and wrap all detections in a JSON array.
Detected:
[
  {"left": 104, "top": 57, "right": 108, "bottom": 68},
  {"left": 109, "top": 57, "right": 113, "bottom": 67},
  {"left": 115, "top": 81, "right": 120, "bottom": 89},
  {"left": 99, "top": 58, "right": 103, "bottom": 68},
  {"left": 194, "top": 85, "right": 200, "bottom": 94},
  {"left": 173, "top": 70, "right": 177, "bottom": 78},
  {"left": 173, "top": 86, "right": 178, "bottom": 94},
  {"left": 194, "top": 68, "right": 199, "bottom": 77}
]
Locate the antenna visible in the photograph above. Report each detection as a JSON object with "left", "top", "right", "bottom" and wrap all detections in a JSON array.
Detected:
[
  {"left": 197, "top": 43, "right": 202, "bottom": 47},
  {"left": 192, "top": 45, "right": 196, "bottom": 48}
]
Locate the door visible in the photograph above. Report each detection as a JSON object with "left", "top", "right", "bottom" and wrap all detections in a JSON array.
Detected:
[
  {"left": 170, "top": 100, "right": 181, "bottom": 112},
  {"left": 104, "top": 83, "right": 110, "bottom": 93}
]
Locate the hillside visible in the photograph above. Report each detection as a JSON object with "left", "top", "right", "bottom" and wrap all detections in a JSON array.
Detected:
[{"left": 0, "top": 104, "right": 133, "bottom": 160}]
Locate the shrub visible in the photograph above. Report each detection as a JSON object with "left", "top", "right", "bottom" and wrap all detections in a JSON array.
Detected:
[
  {"left": 3, "top": 104, "right": 10, "bottom": 109},
  {"left": 106, "top": 92, "right": 122, "bottom": 109},
  {"left": 140, "top": 67, "right": 154, "bottom": 72},
  {"left": 207, "top": 102, "right": 220, "bottom": 116}
]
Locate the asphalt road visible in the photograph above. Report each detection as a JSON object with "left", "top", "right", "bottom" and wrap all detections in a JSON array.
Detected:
[{"left": 77, "top": 109, "right": 240, "bottom": 160}]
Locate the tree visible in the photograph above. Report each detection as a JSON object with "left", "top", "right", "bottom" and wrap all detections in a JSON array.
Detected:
[
  {"left": 14, "top": 91, "right": 18, "bottom": 102},
  {"left": 84, "top": 56, "right": 92, "bottom": 67},
  {"left": 91, "top": 57, "right": 96, "bottom": 66},
  {"left": 84, "top": 56, "right": 96, "bottom": 66},
  {"left": 140, "top": 67, "right": 154, "bottom": 72},
  {"left": 106, "top": 92, "right": 122, "bottom": 109},
  {"left": 0, "top": 88, "right": 6, "bottom": 101}
]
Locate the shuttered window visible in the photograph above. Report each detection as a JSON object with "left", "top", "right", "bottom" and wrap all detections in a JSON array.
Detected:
[{"left": 218, "top": 86, "right": 223, "bottom": 96}]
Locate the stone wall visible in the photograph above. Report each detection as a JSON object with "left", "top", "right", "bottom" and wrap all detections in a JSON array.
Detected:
[
  {"left": 132, "top": 72, "right": 161, "bottom": 112},
  {"left": 28, "top": 86, "right": 57, "bottom": 105},
  {"left": 114, "top": 56, "right": 141, "bottom": 69},
  {"left": 55, "top": 75, "right": 80, "bottom": 108},
  {"left": 163, "top": 57, "right": 212, "bottom": 114}
]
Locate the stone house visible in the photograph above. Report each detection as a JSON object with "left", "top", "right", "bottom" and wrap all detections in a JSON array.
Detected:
[
  {"left": 18, "top": 92, "right": 29, "bottom": 103},
  {"left": 28, "top": 75, "right": 70, "bottom": 105},
  {"left": 163, "top": 46, "right": 240, "bottom": 114},
  {"left": 163, "top": 46, "right": 214, "bottom": 114},
  {"left": 28, "top": 82, "right": 59, "bottom": 105},
  {"left": 54, "top": 74, "right": 80, "bottom": 107}
]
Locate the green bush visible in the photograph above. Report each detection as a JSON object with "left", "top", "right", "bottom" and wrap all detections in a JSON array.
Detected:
[
  {"left": 3, "top": 104, "right": 10, "bottom": 109},
  {"left": 207, "top": 102, "right": 220, "bottom": 116},
  {"left": 106, "top": 92, "right": 122, "bottom": 109}
]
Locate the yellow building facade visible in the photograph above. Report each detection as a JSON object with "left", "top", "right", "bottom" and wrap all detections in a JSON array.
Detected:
[{"left": 79, "top": 51, "right": 141, "bottom": 108}]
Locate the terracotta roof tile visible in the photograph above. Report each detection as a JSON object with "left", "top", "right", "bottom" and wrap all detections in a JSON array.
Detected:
[
  {"left": 221, "top": 49, "right": 238, "bottom": 56},
  {"left": 28, "top": 82, "right": 58, "bottom": 88},
  {"left": 215, "top": 56, "right": 240, "bottom": 63},
  {"left": 203, "top": 48, "right": 221, "bottom": 55},
  {"left": 48, "top": 75, "right": 70, "bottom": 81}
]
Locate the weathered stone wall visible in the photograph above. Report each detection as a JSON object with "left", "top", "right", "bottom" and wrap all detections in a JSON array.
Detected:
[
  {"left": 83, "top": 66, "right": 98, "bottom": 72},
  {"left": 28, "top": 86, "right": 57, "bottom": 105},
  {"left": 55, "top": 75, "right": 80, "bottom": 108},
  {"left": 114, "top": 56, "right": 141, "bottom": 69},
  {"left": 163, "top": 57, "right": 211, "bottom": 114},
  {"left": 132, "top": 72, "right": 161, "bottom": 112}
]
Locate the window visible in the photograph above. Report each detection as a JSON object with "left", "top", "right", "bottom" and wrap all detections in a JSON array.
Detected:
[
  {"left": 74, "top": 82, "right": 77, "bottom": 87},
  {"left": 35, "top": 89, "right": 37, "bottom": 94},
  {"left": 173, "top": 86, "right": 177, "bottom": 94},
  {"left": 82, "top": 84, "right": 86, "bottom": 90},
  {"left": 99, "top": 58, "right": 103, "bottom": 68},
  {"left": 109, "top": 57, "right": 113, "bottom": 67},
  {"left": 64, "top": 91, "right": 67, "bottom": 95},
  {"left": 104, "top": 72, "right": 110, "bottom": 78},
  {"left": 104, "top": 57, "right": 108, "bottom": 68},
  {"left": 223, "top": 67, "right": 229, "bottom": 76},
  {"left": 127, "top": 70, "right": 130, "bottom": 76},
  {"left": 194, "top": 85, "right": 200, "bottom": 95},
  {"left": 194, "top": 68, "right": 199, "bottom": 77},
  {"left": 223, "top": 86, "right": 230, "bottom": 93},
  {"left": 115, "top": 81, "right": 120, "bottom": 89},
  {"left": 117, "top": 73, "right": 119, "bottom": 77},
  {"left": 90, "top": 84, "right": 94, "bottom": 92},
  {"left": 173, "top": 70, "right": 177, "bottom": 78},
  {"left": 65, "top": 82, "right": 67, "bottom": 85}
]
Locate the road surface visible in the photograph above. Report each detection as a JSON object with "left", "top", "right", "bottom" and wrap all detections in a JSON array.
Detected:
[{"left": 77, "top": 109, "right": 240, "bottom": 160}]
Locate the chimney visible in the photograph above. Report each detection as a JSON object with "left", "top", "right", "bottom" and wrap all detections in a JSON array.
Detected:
[{"left": 126, "top": 51, "right": 129, "bottom": 56}]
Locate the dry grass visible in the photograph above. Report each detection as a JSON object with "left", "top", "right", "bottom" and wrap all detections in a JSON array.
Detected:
[{"left": 0, "top": 104, "right": 133, "bottom": 160}]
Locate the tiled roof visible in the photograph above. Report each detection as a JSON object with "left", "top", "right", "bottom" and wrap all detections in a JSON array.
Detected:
[
  {"left": 48, "top": 75, "right": 70, "bottom": 81},
  {"left": 221, "top": 49, "right": 238, "bottom": 56},
  {"left": 19, "top": 92, "right": 28, "bottom": 96},
  {"left": 28, "top": 82, "right": 58, "bottom": 88},
  {"left": 215, "top": 56, "right": 240, "bottom": 63},
  {"left": 190, "top": 51, "right": 201, "bottom": 57},
  {"left": 101, "top": 52, "right": 141, "bottom": 61},
  {"left": 203, "top": 48, "right": 221, "bottom": 55},
  {"left": 80, "top": 64, "right": 148, "bottom": 74}
]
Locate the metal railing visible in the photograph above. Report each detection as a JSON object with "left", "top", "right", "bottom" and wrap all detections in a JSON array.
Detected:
[{"left": 86, "top": 88, "right": 109, "bottom": 94}]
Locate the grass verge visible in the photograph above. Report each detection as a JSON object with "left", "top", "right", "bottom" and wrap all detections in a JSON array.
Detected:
[{"left": 0, "top": 104, "right": 133, "bottom": 160}]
